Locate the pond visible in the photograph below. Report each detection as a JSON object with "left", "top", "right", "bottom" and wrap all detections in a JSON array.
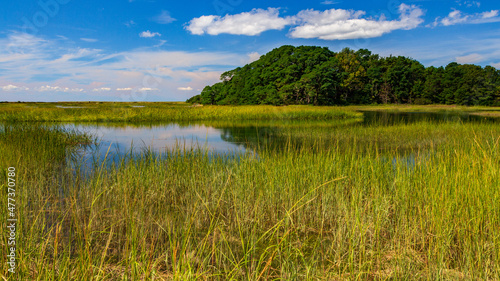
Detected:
[
  {"left": 65, "top": 122, "right": 255, "bottom": 174},
  {"left": 62, "top": 110, "right": 499, "bottom": 172},
  {"left": 68, "top": 123, "right": 249, "bottom": 158}
]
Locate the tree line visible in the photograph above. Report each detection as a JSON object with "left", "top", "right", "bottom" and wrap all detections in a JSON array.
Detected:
[{"left": 187, "top": 45, "right": 500, "bottom": 106}]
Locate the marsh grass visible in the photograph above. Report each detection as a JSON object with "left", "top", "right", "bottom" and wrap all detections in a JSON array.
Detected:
[
  {"left": 0, "top": 103, "right": 361, "bottom": 122},
  {"left": 1, "top": 110, "right": 500, "bottom": 280},
  {"left": 347, "top": 104, "right": 500, "bottom": 113},
  {"left": 0, "top": 123, "right": 95, "bottom": 172},
  {"left": 0, "top": 124, "right": 95, "bottom": 280}
]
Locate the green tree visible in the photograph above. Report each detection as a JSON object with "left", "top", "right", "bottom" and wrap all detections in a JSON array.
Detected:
[{"left": 186, "top": 45, "right": 500, "bottom": 106}]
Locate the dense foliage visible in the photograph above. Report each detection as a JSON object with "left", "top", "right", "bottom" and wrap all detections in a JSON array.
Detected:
[{"left": 187, "top": 45, "right": 500, "bottom": 106}]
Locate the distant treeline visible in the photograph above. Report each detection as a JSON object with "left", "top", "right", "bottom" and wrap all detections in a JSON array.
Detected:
[{"left": 187, "top": 45, "right": 500, "bottom": 106}]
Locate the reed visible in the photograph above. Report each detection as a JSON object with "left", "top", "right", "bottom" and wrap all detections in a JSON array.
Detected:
[
  {"left": 0, "top": 103, "right": 361, "bottom": 122},
  {"left": 1, "top": 110, "right": 499, "bottom": 280}
]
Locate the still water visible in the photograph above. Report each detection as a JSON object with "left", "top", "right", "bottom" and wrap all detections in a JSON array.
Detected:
[
  {"left": 359, "top": 110, "right": 494, "bottom": 125},
  {"left": 63, "top": 110, "right": 498, "bottom": 171},
  {"left": 69, "top": 123, "right": 248, "bottom": 158}
]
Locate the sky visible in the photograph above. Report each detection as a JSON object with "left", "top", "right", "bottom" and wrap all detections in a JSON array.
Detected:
[{"left": 0, "top": 0, "right": 499, "bottom": 102}]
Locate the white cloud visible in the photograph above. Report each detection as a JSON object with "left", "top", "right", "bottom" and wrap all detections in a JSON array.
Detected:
[
  {"left": 456, "top": 53, "right": 484, "bottom": 64},
  {"left": 2, "top": 85, "right": 18, "bottom": 91},
  {"left": 81, "top": 38, "right": 98, "bottom": 43},
  {"left": 139, "top": 31, "right": 161, "bottom": 38},
  {"left": 186, "top": 8, "right": 292, "bottom": 36},
  {"left": 177, "top": 86, "right": 193, "bottom": 91},
  {"left": 92, "top": 87, "right": 111, "bottom": 92},
  {"left": 117, "top": 88, "right": 132, "bottom": 91},
  {"left": 154, "top": 11, "right": 176, "bottom": 24},
  {"left": 35, "top": 86, "right": 84, "bottom": 92},
  {"left": 0, "top": 32, "right": 261, "bottom": 101},
  {"left": 1, "top": 85, "right": 29, "bottom": 91},
  {"left": 432, "top": 9, "right": 500, "bottom": 27},
  {"left": 481, "top": 10, "right": 499, "bottom": 19},
  {"left": 491, "top": 62, "right": 500, "bottom": 68},
  {"left": 36, "top": 86, "right": 60, "bottom": 92},
  {"left": 289, "top": 4, "right": 424, "bottom": 40},
  {"left": 6, "top": 32, "right": 47, "bottom": 50},
  {"left": 186, "top": 5, "right": 424, "bottom": 40},
  {"left": 52, "top": 48, "right": 98, "bottom": 64},
  {"left": 441, "top": 10, "right": 469, "bottom": 26},
  {"left": 248, "top": 52, "right": 261, "bottom": 63},
  {"left": 186, "top": 16, "right": 217, "bottom": 35}
]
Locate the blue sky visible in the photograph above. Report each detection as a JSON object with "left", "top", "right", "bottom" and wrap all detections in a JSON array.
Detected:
[{"left": 0, "top": 0, "right": 499, "bottom": 101}]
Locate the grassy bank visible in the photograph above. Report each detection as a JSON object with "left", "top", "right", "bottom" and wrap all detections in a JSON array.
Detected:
[
  {"left": 347, "top": 104, "right": 500, "bottom": 113},
  {"left": 2, "top": 102, "right": 499, "bottom": 123},
  {"left": 1, "top": 117, "right": 499, "bottom": 280},
  {"left": 0, "top": 103, "right": 361, "bottom": 122}
]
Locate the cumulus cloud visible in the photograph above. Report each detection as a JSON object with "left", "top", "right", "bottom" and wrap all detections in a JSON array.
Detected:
[
  {"left": 431, "top": 9, "right": 500, "bottom": 27},
  {"left": 481, "top": 10, "right": 499, "bottom": 19},
  {"left": 1, "top": 85, "right": 29, "bottom": 91},
  {"left": 2, "top": 85, "right": 19, "bottom": 91},
  {"left": 36, "top": 86, "right": 59, "bottom": 92},
  {"left": 139, "top": 31, "right": 161, "bottom": 38},
  {"left": 186, "top": 8, "right": 292, "bottom": 36},
  {"left": 440, "top": 10, "right": 470, "bottom": 26},
  {"left": 35, "top": 86, "right": 84, "bottom": 92},
  {"left": 117, "top": 88, "right": 132, "bottom": 91},
  {"left": 186, "top": 5, "right": 424, "bottom": 40},
  {"left": 92, "top": 87, "right": 111, "bottom": 92},
  {"left": 154, "top": 11, "right": 176, "bottom": 24},
  {"left": 289, "top": 4, "right": 424, "bottom": 40},
  {"left": 177, "top": 86, "right": 193, "bottom": 91}
]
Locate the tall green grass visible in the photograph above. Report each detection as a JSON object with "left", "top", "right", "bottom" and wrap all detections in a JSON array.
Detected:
[
  {"left": 1, "top": 118, "right": 499, "bottom": 280},
  {"left": 0, "top": 103, "right": 361, "bottom": 122},
  {"left": 0, "top": 124, "right": 95, "bottom": 280},
  {"left": 0, "top": 123, "right": 94, "bottom": 170}
]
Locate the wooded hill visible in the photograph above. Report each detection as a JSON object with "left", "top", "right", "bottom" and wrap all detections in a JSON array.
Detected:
[{"left": 187, "top": 45, "right": 500, "bottom": 106}]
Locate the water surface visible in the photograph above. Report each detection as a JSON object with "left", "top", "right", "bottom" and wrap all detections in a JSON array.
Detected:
[
  {"left": 59, "top": 110, "right": 498, "bottom": 173},
  {"left": 359, "top": 110, "right": 496, "bottom": 125}
]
